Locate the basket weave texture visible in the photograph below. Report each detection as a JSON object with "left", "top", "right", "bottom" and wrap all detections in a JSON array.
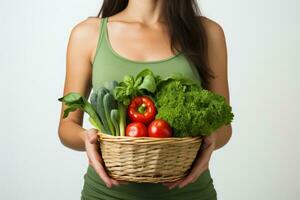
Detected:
[{"left": 98, "top": 132, "right": 202, "bottom": 183}]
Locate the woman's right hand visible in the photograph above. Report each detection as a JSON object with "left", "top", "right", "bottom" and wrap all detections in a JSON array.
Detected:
[{"left": 84, "top": 128, "right": 129, "bottom": 188}]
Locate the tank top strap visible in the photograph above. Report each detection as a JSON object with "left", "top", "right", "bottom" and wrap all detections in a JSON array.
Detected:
[{"left": 92, "top": 17, "right": 108, "bottom": 65}]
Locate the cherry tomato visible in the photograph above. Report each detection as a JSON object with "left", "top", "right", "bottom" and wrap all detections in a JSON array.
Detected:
[
  {"left": 148, "top": 119, "right": 172, "bottom": 138},
  {"left": 126, "top": 122, "right": 148, "bottom": 137}
]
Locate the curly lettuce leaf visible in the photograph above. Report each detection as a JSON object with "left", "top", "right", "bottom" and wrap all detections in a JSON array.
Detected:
[{"left": 155, "top": 80, "right": 234, "bottom": 137}]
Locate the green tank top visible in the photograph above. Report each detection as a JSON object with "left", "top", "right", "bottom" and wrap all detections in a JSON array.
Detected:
[
  {"left": 91, "top": 16, "right": 202, "bottom": 90},
  {"left": 81, "top": 16, "right": 217, "bottom": 200}
]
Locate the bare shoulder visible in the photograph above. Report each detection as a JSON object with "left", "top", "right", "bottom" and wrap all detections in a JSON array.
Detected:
[
  {"left": 69, "top": 17, "right": 103, "bottom": 42},
  {"left": 67, "top": 17, "right": 104, "bottom": 63},
  {"left": 198, "top": 16, "right": 226, "bottom": 42}
]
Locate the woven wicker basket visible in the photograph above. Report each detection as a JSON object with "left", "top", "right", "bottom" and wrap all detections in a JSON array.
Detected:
[{"left": 97, "top": 132, "right": 202, "bottom": 183}]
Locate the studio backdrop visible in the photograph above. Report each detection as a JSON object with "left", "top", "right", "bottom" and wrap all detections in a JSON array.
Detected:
[{"left": 0, "top": 0, "right": 299, "bottom": 199}]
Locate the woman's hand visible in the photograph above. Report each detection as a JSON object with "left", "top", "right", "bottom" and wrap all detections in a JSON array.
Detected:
[
  {"left": 162, "top": 132, "right": 217, "bottom": 189},
  {"left": 84, "top": 128, "right": 129, "bottom": 188}
]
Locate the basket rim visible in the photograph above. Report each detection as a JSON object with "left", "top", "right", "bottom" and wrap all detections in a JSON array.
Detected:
[{"left": 98, "top": 131, "right": 202, "bottom": 141}]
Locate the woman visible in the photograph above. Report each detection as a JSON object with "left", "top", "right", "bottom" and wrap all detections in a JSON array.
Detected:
[{"left": 58, "top": 0, "right": 232, "bottom": 199}]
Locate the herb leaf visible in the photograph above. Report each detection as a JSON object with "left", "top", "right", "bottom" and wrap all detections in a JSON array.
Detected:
[
  {"left": 113, "top": 68, "right": 159, "bottom": 105},
  {"left": 137, "top": 74, "right": 157, "bottom": 93}
]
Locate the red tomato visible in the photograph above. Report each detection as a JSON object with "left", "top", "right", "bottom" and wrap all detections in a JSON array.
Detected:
[
  {"left": 126, "top": 122, "right": 148, "bottom": 137},
  {"left": 148, "top": 119, "right": 172, "bottom": 138}
]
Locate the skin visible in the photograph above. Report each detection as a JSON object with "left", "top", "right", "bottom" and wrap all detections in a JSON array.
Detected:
[{"left": 58, "top": 0, "right": 232, "bottom": 190}]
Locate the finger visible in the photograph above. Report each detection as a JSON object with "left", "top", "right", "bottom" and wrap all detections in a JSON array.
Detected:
[
  {"left": 86, "top": 129, "right": 99, "bottom": 144},
  {"left": 110, "top": 178, "right": 130, "bottom": 186},
  {"left": 110, "top": 178, "right": 120, "bottom": 186},
  {"left": 196, "top": 149, "right": 213, "bottom": 170},
  {"left": 167, "top": 139, "right": 214, "bottom": 190},
  {"left": 161, "top": 178, "right": 185, "bottom": 186},
  {"left": 86, "top": 144, "right": 112, "bottom": 188},
  {"left": 180, "top": 164, "right": 208, "bottom": 189},
  {"left": 178, "top": 174, "right": 196, "bottom": 188},
  {"left": 193, "top": 145, "right": 214, "bottom": 171},
  {"left": 89, "top": 133, "right": 98, "bottom": 144},
  {"left": 162, "top": 182, "right": 176, "bottom": 187},
  {"left": 91, "top": 159, "right": 113, "bottom": 188},
  {"left": 168, "top": 179, "right": 183, "bottom": 190},
  {"left": 107, "top": 177, "right": 130, "bottom": 186},
  {"left": 85, "top": 141, "right": 104, "bottom": 165}
]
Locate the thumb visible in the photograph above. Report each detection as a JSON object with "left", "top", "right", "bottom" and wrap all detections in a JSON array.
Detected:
[{"left": 86, "top": 129, "right": 99, "bottom": 144}]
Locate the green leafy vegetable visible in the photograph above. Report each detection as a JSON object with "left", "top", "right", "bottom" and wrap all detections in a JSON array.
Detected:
[
  {"left": 137, "top": 74, "right": 157, "bottom": 93},
  {"left": 103, "top": 93, "right": 117, "bottom": 135},
  {"left": 58, "top": 92, "right": 104, "bottom": 132},
  {"left": 91, "top": 81, "right": 127, "bottom": 136},
  {"left": 90, "top": 92, "right": 98, "bottom": 110},
  {"left": 113, "top": 68, "right": 159, "bottom": 105},
  {"left": 88, "top": 117, "right": 101, "bottom": 131},
  {"left": 59, "top": 79, "right": 128, "bottom": 136},
  {"left": 95, "top": 87, "right": 110, "bottom": 134},
  {"left": 110, "top": 109, "right": 120, "bottom": 136},
  {"left": 156, "top": 72, "right": 201, "bottom": 89},
  {"left": 154, "top": 79, "right": 234, "bottom": 137},
  {"left": 104, "top": 80, "right": 118, "bottom": 94}
]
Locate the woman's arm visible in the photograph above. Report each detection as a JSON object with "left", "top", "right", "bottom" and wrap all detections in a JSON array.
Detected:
[
  {"left": 202, "top": 17, "right": 233, "bottom": 150},
  {"left": 57, "top": 18, "right": 129, "bottom": 187},
  {"left": 163, "top": 17, "right": 233, "bottom": 189},
  {"left": 58, "top": 18, "right": 100, "bottom": 151}
]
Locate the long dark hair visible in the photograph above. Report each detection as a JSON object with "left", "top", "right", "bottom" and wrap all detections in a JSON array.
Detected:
[{"left": 97, "top": 0, "right": 215, "bottom": 89}]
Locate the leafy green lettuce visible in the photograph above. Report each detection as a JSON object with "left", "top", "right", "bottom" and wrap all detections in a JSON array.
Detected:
[{"left": 155, "top": 79, "right": 234, "bottom": 137}]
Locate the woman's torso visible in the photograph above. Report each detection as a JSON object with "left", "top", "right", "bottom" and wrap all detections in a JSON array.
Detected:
[
  {"left": 91, "top": 16, "right": 202, "bottom": 90},
  {"left": 81, "top": 16, "right": 217, "bottom": 200}
]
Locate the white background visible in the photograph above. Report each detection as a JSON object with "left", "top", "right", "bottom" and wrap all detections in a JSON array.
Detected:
[{"left": 1, "top": 0, "right": 299, "bottom": 199}]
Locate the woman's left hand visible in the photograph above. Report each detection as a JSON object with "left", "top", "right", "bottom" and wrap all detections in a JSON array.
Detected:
[{"left": 162, "top": 133, "right": 217, "bottom": 190}]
